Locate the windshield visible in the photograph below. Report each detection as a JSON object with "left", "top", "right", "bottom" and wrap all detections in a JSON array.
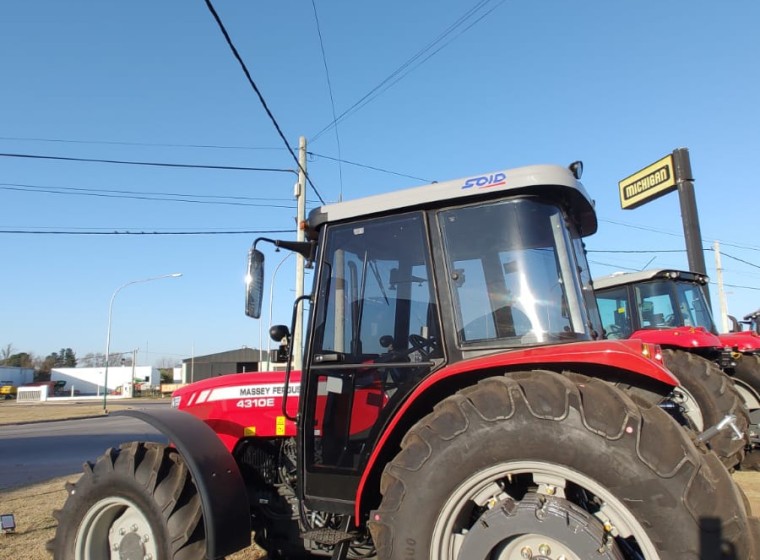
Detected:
[
  {"left": 633, "top": 279, "right": 715, "bottom": 332},
  {"left": 438, "top": 198, "right": 591, "bottom": 347}
]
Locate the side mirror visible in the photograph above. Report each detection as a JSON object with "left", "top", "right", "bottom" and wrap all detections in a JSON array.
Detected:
[
  {"left": 269, "top": 324, "right": 291, "bottom": 343},
  {"left": 245, "top": 249, "right": 265, "bottom": 319}
]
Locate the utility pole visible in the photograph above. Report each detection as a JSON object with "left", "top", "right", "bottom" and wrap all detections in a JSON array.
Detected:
[
  {"left": 714, "top": 240, "right": 730, "bottom": 333},
  {"left": 293, "top": 136, "right": 307, "bottom": 370},
  {"left": 131, "top": 348, "right": 137, "bottom": 397}
]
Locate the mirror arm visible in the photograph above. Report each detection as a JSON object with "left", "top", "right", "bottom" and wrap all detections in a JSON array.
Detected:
[
  {"left": 282, "top": 294, "right": 312, "bottom": 422},
  {"left": 253, "top": 237, "right": 316, "bottom": 264}
]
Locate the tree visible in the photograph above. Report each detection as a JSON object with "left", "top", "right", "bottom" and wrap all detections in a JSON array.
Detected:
[
  {"left": 79, "top": 353, "right": 105, "bottom": 367},
  {"left": 158, "top": 368, "right": 174, "bottom": 384},
  {"left": 5, "top": 352, "right": 33, "bottom": 368},
  {"left": 1, "top": 343, "right": 14, "bottom": 364},
  {"left": 46, "top": 348, "right": 77, "bottom": 368}
]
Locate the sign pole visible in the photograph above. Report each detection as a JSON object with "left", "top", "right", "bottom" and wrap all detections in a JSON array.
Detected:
[{"left": 672, "top": 147, "right": 711, "bottom": 307}]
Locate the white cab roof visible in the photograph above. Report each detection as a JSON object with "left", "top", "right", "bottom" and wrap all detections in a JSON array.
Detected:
[{"left": 307, "top": 163, "right": 597, "bottom": 235}]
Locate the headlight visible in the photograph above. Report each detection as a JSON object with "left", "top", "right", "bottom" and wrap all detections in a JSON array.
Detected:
[{"left": 171, "top": 396, "right": 181, "bottom": 409}]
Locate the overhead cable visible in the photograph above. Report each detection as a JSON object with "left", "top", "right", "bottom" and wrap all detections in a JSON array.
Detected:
[
  {"left": 203, "top": 0, "right": 326, "bottom": 204},
  {"left": 0, "top": 152, "right": 295, "bottom": 173}
]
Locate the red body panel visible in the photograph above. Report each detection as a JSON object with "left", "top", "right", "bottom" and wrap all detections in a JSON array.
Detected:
[
  {"left": 628, "top": 326, "right": 723, "bottom": 350},
  {"left": 353, "top": 339, "right": 678, "bottom": 519},
  {"left": 719, "top": 331, "right": 760, "bottom": 353},
  {"left": 173, "top": 371, "right": 302, "bottom": 452},
  {"left": 172, "top": 370, "right": 389, "bottom": 452}
]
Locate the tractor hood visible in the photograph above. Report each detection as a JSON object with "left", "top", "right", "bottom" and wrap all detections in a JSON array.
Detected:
[{"left": 171, "top": 370, "right": 302, "bottom": 451}]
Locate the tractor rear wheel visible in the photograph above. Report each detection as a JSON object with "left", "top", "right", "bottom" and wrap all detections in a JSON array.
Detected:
[
  {"left": 732, "top": 354, "right": 760, "bottom": 469},
  {"left": 369, "top": 371, "right": 756, "bottom": 559},
  {"left": 733, "top": 354, "right": 760, "bottom": 405},
  {"left": 661, "top": 349, "right": 749, "bottom": 468},
  {"left": 48, "top": 442, "right": 205, "bottom": 560}
]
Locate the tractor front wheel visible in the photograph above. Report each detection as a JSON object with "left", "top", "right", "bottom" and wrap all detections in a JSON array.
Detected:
[
  {"left": 661, "top": 349, "right": 749, "bottom": 468},
  {"left": 48, "top": 442, "right": 205, "bottom": 560},
  {"left": 369, "top": 371, "right": 755, "bottom": 559}
]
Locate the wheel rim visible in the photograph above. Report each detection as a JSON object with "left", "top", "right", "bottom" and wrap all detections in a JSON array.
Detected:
[
  {"left": 672, "top": 386, "right": 705, "bottom": 431},
  {"left": 431, "top": 461, "right": 660, "bottom": 560},
  {"left": 75, "top": 496, "right": 160, "bottom": 560},
  {"left": 734, "top": 380, "right": 760, "bottom": 411}
]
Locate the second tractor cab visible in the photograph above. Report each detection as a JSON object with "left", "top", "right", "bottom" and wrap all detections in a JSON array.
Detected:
[
  {"left": 594, "top": 268, "right": 756, "bottom": 466},
  {"left": 51, "top": 165, "right": 759, "bottom": 560}
]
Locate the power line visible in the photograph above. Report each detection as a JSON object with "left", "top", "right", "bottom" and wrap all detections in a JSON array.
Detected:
[
  {"left": 310, "top": 0, "right": 344, "bottom": 200},
  {"left": 718, "top": 250, "right": 760, "bottom": 270},
  {"left": 1, "top": 182, "right": 306, "bottom": 209},
  {"left": 1, "top": 135, "right": 435, "bottom": 189},
  {"left": 203, "top": 0, "right": 326, "bottom": 205},
  {"left": 599, "top": 217, "right": 760, "bottom": 253},
  {"left": 587, "top": 249, "right": 687, "bottom": 254},
  {"left": 311, "top": 0, "right": 506, "bottom": 142},
  {"left": 0, "top": 229, "right": 293, "bottom": 236},
  {"left": 0, "top": 135, "right": 282, "bottom": 152},
  {"left": 0, "top": 152, "right": 295, "bottom": 174},
  {"left": 307, "top": 151, "right": 434, "bottom": 183}
]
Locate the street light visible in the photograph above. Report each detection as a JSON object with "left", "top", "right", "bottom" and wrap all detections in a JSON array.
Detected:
[{"left": 103, "top": 272, "right": 182, "bottom": 412}]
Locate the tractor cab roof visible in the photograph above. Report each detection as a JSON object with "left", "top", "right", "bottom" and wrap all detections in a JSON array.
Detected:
[
  {"left": 594, "top": 269, "right": 710, "bottom": 291},
  {"left": 307, "top": 163, "right": 597, "bottom": 236}
]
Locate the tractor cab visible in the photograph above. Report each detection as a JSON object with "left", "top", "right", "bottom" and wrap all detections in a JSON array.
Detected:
[
  {"left": 594, "top": 269, "right": 716, "bottom": 339},
  {"left": 248, "top": 164, "right": 603, "bottom": 510}
]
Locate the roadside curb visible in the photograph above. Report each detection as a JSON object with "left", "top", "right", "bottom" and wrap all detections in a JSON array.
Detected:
[{"left": 3, "top": 414, "right": 109, "bottom": 427}]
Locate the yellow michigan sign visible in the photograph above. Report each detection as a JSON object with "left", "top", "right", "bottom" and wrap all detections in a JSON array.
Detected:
[{"left": 618, "top": 154, "right": 677, "bottom": 209}]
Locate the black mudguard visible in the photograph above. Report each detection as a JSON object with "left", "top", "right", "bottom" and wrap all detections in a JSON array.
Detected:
[{"left": 113, "top": 408, "right": 251, "bottom": 559}]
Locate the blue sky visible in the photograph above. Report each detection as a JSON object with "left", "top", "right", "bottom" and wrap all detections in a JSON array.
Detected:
[{"left": 1, "top": 0, "right": 758, "bottom": 366}]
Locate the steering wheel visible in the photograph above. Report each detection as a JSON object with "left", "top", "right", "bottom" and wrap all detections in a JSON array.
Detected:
[{"left": 408, "top": 334, "right": 439, "bottom": 360}]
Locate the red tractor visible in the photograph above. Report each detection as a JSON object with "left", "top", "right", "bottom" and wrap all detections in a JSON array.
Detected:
[
  {"left": 725, "top": 308, "right": 760, "bottom": 401},
  {"left": 594, "top": 269, "right": 755, "bottom": 467},
  {"left": 50, "top": 164, "right": 757, "bottom": 559}
]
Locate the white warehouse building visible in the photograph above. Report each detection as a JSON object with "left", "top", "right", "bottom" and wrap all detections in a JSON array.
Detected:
[{"left": 52, "top": 365, "right": 160, "bottom": 396}]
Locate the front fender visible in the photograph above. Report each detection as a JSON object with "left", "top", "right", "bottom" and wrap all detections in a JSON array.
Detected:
[
  {"left": 354, "top": 339, "right": 677, "bottom": 520},
  {"left": 114, "top": 409, "right": 251, "bottom": 560}
]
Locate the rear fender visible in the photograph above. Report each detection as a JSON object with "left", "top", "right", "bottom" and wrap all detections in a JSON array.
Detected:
[
  {"left": 113, "top": 409, "right": 251, "bottom": 559},
  {"left": 354, "top": 339, "right": 677, "bottom": 520}
]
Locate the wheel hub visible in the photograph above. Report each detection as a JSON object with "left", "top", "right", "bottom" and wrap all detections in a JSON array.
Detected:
[
  {"left": 75, "top": 496, "right": 159, "bottom": 560},
  {"left": 456, "top": 493, "right": 624, "bottom": 560}
]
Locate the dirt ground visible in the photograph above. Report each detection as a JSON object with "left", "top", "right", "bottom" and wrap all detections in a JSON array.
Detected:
[
  {"left": 0, "top": 396, "right": 166, "bottom": 426},
  {"left": 1, "top": 398, "right": 759, "bottom": 559}
]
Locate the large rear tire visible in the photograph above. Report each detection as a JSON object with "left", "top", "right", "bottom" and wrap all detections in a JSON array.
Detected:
[
  {"left": 662, "top": 349, "right": 749, "bottom": 468},
  {"left": 733, "top": 354, "right": 760, "bottom": 402},
  {"left": 732, "top": 354, "right": 760, "bottom": 470},
  {"left": 369, "top": 371, "right": 756, "bottom": 559},
  {"left": 48, "top": 442, "right": 205, "bottom": 560}
]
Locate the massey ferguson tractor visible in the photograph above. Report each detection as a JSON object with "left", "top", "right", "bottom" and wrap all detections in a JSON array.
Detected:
[
  {"left": 594, "top": 269, "right": 756, "bottom": 468},
  {"left": 725, "top": 308, "right": 760, "bottom": 402},
  {"left": 50, "top": 164, "right": 758, "bottom": 559}
]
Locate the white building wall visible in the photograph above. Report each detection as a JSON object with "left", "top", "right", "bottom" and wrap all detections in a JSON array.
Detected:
[{"left": 52, "top": 366, "right": 160, "bottom": 395}]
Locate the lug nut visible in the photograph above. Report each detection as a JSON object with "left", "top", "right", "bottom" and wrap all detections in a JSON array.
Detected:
[
  {"left": 539, "top": 543, "right": 551, "bottom": 555},
  {"left": 520, "top": 546, "right": 533, "bottom": 558}
]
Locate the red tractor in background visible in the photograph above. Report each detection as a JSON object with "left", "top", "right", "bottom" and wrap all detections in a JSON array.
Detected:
[
  {"left": 51, "top": 164, "right": 758, "bottom": 559},
  {"left": 594, "top": 269, "right": 757, "bottom": 467},
  {"left": 725, "top": 308, "right": 760, "bottom": 393}
]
